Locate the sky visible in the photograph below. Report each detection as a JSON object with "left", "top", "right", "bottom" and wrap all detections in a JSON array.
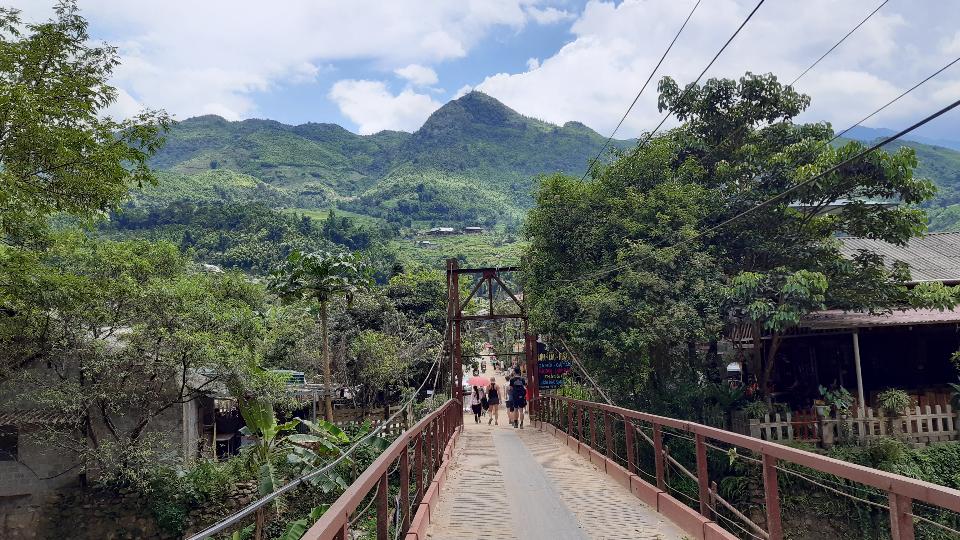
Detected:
[{"left": 14, "top": 0, "right": 960, "bottom": 140}]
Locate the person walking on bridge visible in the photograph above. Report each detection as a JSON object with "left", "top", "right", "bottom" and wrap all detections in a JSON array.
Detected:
[
  {"left": 508, "top": 367, "right": 527, "bottom": 429},
  {"left": 469, "top": 386, "right": 485, "bottom": 423},
  {"left": 486, "top": 376, "right": 500, "bottom": 425}
]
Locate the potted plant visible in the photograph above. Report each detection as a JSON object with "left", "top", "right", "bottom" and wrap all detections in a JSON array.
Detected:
[
  {"left": 877, "top": 388, "right": 911, "bottom": 436},
  {"left": 813, "top": 399, "right": 829, "bottom": 418},
  {"left": 819, "top": 385, "right": 853, "bottom": 418}
]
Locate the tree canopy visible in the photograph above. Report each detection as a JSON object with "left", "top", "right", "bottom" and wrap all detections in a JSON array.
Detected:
[{"left": 524, "top": 72, "right": 944, "bottom": 409}]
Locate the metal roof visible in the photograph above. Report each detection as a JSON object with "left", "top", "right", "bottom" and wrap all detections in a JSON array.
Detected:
[
  {"left": 838, "top": 231, "right": 960, "bottom": 283},
  {"left": 801, "top": 307, "right": 960, "bottom": 330}
]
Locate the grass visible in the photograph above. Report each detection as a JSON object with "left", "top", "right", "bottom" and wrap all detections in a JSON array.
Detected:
[
  {"left": 281, "top": 207, "right": 385, "bottom": 226},
  {"left": 391, "top": 232, "right": 527, "bottom": 270}
]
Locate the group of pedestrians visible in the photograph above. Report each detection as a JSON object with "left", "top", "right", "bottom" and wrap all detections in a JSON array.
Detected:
[{"left": 468, "top": 367, "right": 527, "bottom": 428}]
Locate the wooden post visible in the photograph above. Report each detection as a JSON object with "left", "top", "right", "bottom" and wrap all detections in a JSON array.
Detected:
[
  {"left": 653, "top": 424, "right": 665, "bottom": 490},
  {"left": 400, "top": 440, "right": 410, "bottom": 525},
  {"left": 376, "top": 471, "right": 389, "bottom": 540},
  {"left": 695, "top": 433, "right": 711, "bottom": 518},
  {"left": 853, "top": 331, "right": 866, "bottom": 412},
  {"left": 624, "top": 417, "right": 636, "bottom": 474},
  {"left": 888, "top": 492, "right": 916, "bottom": 540},
  {"left": 762, "top": 453, "right": 783, "bottom": 540}
]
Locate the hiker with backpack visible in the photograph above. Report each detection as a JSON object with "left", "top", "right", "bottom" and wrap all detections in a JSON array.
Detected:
[{"left": 508, "top": 367, "right": 527, "bottom": 429}]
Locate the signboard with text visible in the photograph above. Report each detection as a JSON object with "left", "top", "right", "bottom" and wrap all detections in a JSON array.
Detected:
[{"left": 537, "top": 359, "right": 571, "bottom": 389}]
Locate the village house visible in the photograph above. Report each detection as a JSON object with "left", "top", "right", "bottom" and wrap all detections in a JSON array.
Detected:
[
  {"left": 426, "top": 227, "right": 456, "bottom": 236},
  {"left": 463, "top": 226, "right": 484, "bottom": 234},
  {"left": 733, "top": 231, "right": 960, "bottom": 446}
]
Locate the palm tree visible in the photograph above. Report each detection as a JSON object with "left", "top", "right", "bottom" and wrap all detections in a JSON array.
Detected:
[{"left": 269, "top": 250, "right": 372, "bottom": 421}]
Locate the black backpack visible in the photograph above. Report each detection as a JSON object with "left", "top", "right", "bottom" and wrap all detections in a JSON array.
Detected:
[{"left": 510, "top": 377, "right": 526, "bottom": 403}]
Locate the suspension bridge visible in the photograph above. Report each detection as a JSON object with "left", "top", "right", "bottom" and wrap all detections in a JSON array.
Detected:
[{"left": 291, "top": 261, "right": 960, "bottom": 540}]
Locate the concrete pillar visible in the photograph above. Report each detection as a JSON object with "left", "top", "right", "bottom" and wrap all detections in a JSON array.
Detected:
[{"left": 853, "top": 331, "right": 866, "bottom": 411}]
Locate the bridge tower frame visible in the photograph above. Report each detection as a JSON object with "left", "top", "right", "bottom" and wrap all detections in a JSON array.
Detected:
[{"left": 445, "top": 259, "right": 538, "bottom": 408}]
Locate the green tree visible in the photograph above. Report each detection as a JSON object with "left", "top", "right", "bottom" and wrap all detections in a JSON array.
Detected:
[
  {"left": 525, "top": 72, "right": 941, "bottom": 408},
  {"left": 0, "top": 1, "right": 169, "bottom": 243},
  {"left": 268, "top": 250, "right": 373, "bottom": 421}
]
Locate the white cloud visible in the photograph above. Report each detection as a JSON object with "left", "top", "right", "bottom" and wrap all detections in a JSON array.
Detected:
[
  {"left": 526, "top": 57, "right": 541, "bottom": 71},
  {"left": 395, "top": 64, "right": 439, "bottom": 87},
  {"left": 943, "top": 31, "right": 960, "bottom": 56},
  {"left": 525, "top": 6, "right": 575, "bottom": 25},
  {"left": 475, "top": 0, "right": 960, "bottom": 139},
  {"left": 329, "top": 80, "right": 442, "bottom": 134},
  {"left": 10, "top": 0, "right": 546, "bottom": 122}
]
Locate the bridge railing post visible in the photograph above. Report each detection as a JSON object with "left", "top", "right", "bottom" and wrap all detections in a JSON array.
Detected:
[
  {"left": 400, "top": 439, "right": 410, "bottom": 532},
  {"left": 653, "top": 423, "right": 665, "bottom": 490},
  {"left": 590, "top": 407, "right": 598, "bottom": 449},
  {"left": 762, "top": 453, "right": 783, "bottom": 540},
  {"left": 566, "top": 400, "right": 573, "bottom": 436},
  {"left": 695, "top": 433, "right": 711, "bottom": 519},
  {"left": 888, "top": 492, "right": 915, "bottom": 540},
  {"left": 624, "top": 416, "right": 635, "bottom": 474},
  {"left": 376, "top": 469, "right": 388, "bottom": 540},
  {"left": 604, "top": 411, "right": 613, "bottom": 460}
]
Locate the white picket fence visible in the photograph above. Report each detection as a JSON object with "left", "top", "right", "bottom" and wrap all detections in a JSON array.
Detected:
[{"left": 749, "top": 404, "right": 958, "bottom": 446}]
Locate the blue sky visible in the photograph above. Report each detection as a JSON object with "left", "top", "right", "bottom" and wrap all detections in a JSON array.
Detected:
[
  {"left": 249, "top": 19, "right": 576, "bottom": 127},
  {"left": 14, "top": 1, "right": 960, "bottom": 140}
]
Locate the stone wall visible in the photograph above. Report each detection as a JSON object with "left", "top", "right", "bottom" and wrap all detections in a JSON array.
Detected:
[{"left": 2, "top": 479, "right": 258, "bottom": 540}]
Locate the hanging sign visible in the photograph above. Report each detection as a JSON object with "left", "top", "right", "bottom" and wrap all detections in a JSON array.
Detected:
[{"left": 538, "top": 359, "right": 571, "bottom": 389}]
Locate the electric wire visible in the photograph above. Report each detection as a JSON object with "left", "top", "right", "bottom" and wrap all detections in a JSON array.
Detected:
[
  {"left": 554, "top": 94, "right": 960, "bottom": 285},
  {"left": 580, "top": 0, "right": 703, "bottom": 181},
  {"left": 630, "top": 0, "right": 767, "bottom": 154},
  {"left": 187, "top": 321, "right": 450, "bottom": 540},
  {"left": 789, "top": 0, "right": 889, "bottom": 86}
]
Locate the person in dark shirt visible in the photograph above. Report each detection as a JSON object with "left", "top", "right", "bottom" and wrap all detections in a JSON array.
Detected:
[{"left": 507, "top": 367, "right": 527, "bottom": 429}]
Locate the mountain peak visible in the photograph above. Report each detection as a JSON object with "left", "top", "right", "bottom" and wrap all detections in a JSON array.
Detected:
[{"left": 418, "top": 91, "right": 525, "bottom": 135}]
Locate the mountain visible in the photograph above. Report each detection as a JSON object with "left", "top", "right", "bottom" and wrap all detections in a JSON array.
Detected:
[
  {"left": 145, "top": 92, "right": 633, "bottom": 226},
  {"left": 135, "top": 92, "right": 960, "bottom": 237},
  {"left": 844, "top": 125, "right": 960, "bottom": 152}
]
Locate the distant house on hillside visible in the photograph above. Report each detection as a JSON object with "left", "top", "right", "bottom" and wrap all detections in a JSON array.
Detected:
[
  {"left": 463, "top": 226, "right": 484, "bottom": 234},
  {"left": 416, "top": 240, "right": 436, "bottom": 248},
  {"left": 427, "top": 227, "right": 456, "bottom": 236}
]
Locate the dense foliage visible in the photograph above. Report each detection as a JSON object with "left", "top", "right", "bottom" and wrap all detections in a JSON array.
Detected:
[{"left": 524, "top": 72, "right": 945, "bottom": 410}]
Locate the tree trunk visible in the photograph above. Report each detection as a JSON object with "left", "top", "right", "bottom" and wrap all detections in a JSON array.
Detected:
[
  {"left": 760, "top": 333, "right": 783, "bottom": 406},
  {"left": 320, "top": 301, "right": 334, "bottom": 422}
]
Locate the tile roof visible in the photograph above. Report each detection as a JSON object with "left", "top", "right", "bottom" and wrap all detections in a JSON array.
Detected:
[{"left": 838, "top": 231, "right": 960, "bottom": 283}]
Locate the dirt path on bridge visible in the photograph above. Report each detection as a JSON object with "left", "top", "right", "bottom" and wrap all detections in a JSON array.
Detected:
[{"left": 427, "top": 371, "right": 685, "bottom": 540}]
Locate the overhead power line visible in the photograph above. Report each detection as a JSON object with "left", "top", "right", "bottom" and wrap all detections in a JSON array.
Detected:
[
  {"left": 790, "top": 0, "right": 889, "bottom": 86},
  {"left": 631, "top": 0, "right": 767, "bottom": 153},
  {"left": 559, "top": 94, "right": 960, "bottom": 285},
  {"left": 581, "top": 0, "right": 703, "bottom": 182}
]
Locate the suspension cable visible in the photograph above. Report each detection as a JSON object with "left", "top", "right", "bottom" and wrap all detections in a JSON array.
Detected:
[{"left": 187, "top": 321, "right": 449, "bottom": 540}]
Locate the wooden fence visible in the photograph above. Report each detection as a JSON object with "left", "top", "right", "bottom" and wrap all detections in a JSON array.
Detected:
[
  {"left": 331, "top": 406, "right": 408, "bottom": 437},
  {"left": 749, "top": 404, "right": 958, "bottom": 446}
]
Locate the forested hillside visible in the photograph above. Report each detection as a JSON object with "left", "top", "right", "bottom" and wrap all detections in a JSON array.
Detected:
[
  {"left": 142, "top": 91, "right": 631, "bottom": 226},
  {"left": 108, "top": 90, "right": 960, "bottom": 273}
]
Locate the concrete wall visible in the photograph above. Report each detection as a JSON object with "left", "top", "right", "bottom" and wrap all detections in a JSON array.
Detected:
[{"left": 0, "top": 428, "right": 81, "bottom": 539}]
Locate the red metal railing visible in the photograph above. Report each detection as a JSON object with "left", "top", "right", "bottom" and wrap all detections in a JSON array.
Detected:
[
  {"left": 302, "top": 399, "right": 461, "bottom": 540},
  {"left": 536, "top": 395, "right": 960, "bottom": 540}
]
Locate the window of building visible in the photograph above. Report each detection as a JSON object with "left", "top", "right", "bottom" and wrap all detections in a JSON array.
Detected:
[{"left": 0, "top": 425, "right": 17, "bottom": 460}]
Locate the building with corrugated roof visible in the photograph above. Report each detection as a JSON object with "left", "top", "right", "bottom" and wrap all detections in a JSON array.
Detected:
[{"left": 838, "top": 231, "right": 960, "bottom": 284}]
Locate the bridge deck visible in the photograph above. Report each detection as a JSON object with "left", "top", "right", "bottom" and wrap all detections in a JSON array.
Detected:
[{"left": 426, "top": 387, "right": 684, "bottom": 539}]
